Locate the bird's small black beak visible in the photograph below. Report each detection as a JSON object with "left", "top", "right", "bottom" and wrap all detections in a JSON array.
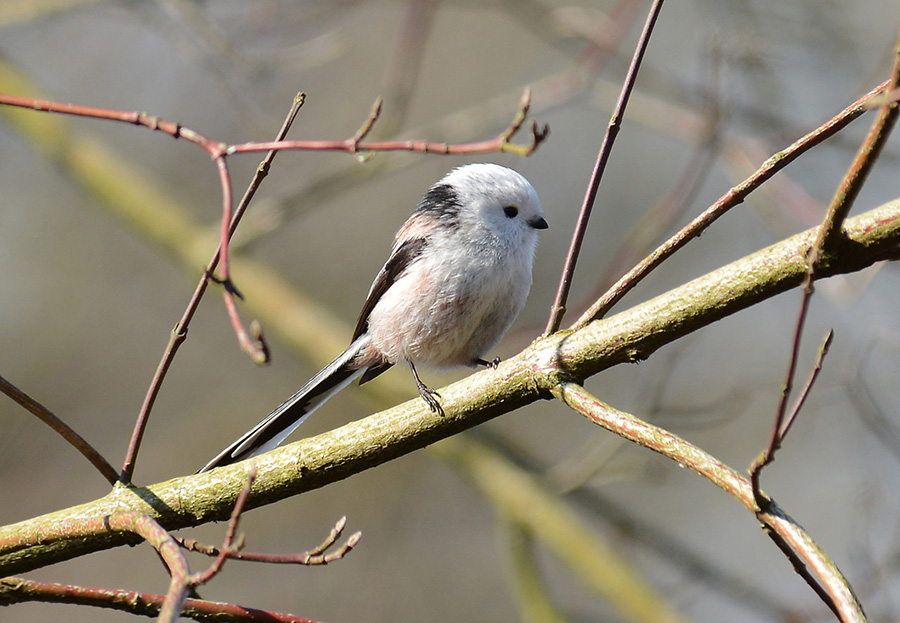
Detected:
[{"left": 529, "top": 216, "right": 549, "bottom": 230}]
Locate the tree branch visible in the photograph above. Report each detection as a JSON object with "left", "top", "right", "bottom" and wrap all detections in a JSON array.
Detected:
[
  {"left": 119, "top": 92, "right": 305, "bottom": 483},
  {"left": 574, "top": 79, "right": 891, "bottom": 327},
  {"left": 0, "top": 576, "right": 322, "bottom": 622},
  {"left": 545, "top": 0, "right": 666, "bottom": 333},
  {"left": 1, "top": 198, "right": 898, "bottom": 576},
  {"left": 551, "top": 382, "right": 865, "bottom": 623},
  {"left": 0, "top": 374, "right": 118, "bottom": 485}
]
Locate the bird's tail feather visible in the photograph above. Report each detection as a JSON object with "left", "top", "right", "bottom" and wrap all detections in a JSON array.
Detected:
[{"left": 199, "top": 339, "right": 367, "bottom": 472}]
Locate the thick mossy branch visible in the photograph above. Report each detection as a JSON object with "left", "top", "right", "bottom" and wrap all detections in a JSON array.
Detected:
[{"left": 1, "top": 199, "right": 898, "bottom": 576}]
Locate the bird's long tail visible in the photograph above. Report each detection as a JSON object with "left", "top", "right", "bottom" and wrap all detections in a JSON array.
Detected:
[{"left": 198, "top": 338, "right": 368, "bottom": 472}]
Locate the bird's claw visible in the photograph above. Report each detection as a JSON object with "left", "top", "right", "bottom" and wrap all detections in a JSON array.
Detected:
[{"left": 419, "top": 385, "right": 444, "bottom": 416}]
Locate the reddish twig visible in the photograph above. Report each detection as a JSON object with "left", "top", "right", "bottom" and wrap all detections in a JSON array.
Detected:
[
  {"left": 573, "top": 78, "right": 892, "bottom": 329},
  {"left": 227, "top": 89, "right": 548, "bottom": 157},
  {"left": 812, "top": 34, "right": 900, "bottom": 258},
  {"left": 0, "top": 56, "right": 549, "bottom": 159},
  {"left": 545, "top": 0, "right": 666, "bottom": 334},
  {"left": 749, "top": 330, "right": 834, "bottom": 509},
  {"left": 176, "top": 515, "right": 361, "bottom": 566},
  {"left": 103, "top": 512, "right": 193, "bottom": 622},
  {"left": 779, "top": 330, "right": 834, "bottom": 441},
  {"left": 220, "top": 285, "right": 270, "bottom": 364},
  {"left": 0, "top": 576, "right": 322, "bottom": 622},
  {"left": 749, "top": 30, "right": 900, "bottom": 514},
  {"left": 105, "top": 469, "right": 259, "bottom": 622},
  {"left": 348, "top": 97, "right": 383, "bottom": 151},
  {"left": 0, "top": 374, "right": 118, "bottom": 485},
  {"left": 0, "top": 94, "right": 224, "bottom": 158},
  {"left": 119, "top": 93, "right": 306, "bottom": 482},
  {"left": 188, "top": 466, "right": 258, "bottom": 586},
  {"left": 209, "top": 150, "right": 270, "bottom": 363}
]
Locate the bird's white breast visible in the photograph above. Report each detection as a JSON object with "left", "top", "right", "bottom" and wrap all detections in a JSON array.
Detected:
[{"left": 367, "top": 231, "right": 536, "bottom": 368}]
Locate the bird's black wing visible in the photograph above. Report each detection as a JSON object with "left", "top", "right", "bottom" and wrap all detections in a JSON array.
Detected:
[{"left": 351, "top": 236, "right": 428, "bottom": 341}]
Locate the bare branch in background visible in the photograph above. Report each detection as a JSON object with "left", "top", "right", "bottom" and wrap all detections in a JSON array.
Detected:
[{"left": 546, "top": 0, "right": 667, "bottom": 334}]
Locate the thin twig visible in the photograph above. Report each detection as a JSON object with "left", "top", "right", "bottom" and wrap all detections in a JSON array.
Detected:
[
  {"left": 348, "top": 97, "right": 383, "bottom": 151},
  {"left": 759, "top": 523, "right": 841, "bottom": 620},
  {"left": 189, "top": 466, "right": 257, "bottom": 585},
  {"left": 750, "top": 31, "right": 900, "bottom": 508},
  {"left": 176, "top": 515, "right": 361, "bottom": 566},
  {"left": 0, "top": 85, "right": 548, "bottom": 158},
  {"left": 0, "top": 576, "right": 323, "bottom": 622},
  {"left": 573, "top": 79, "right": 891, "bottom": 328},
  {"left": 306, "top": 515, "right": 347, "bottom": 556},
  {"left": 0, "top": 374, "right": 118, "bottom": 485},
  {"left": 751, "top": 270, "right": 816, "bottom": 507},
  {"left": 812, "top": 32, "right": 900, "bottom": 257},
  {"left": 780, "top": 330, "right": 834, "bottom": 440},
  {"left": 226, "top": 89, "right": 548, "bottom": 157},
  {"left": 221, "top": 285, "right": 269, "bottom": 364},
  {"left": 119, "top": 93, "right": 306, "bottom": 482},
  {"left": 544, "top": 0, "right": 666, "bottom": 334},
  {"left": 749, "top": 328, "right": 833, "bottom": 508},
  {"left": 212, "top": 151, "right": 270, "bottom": 364},
  {"left": 109, "top": 470, "right": 260, "bottom": 622}
]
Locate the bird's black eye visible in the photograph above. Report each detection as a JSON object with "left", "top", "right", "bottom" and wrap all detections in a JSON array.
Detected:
[{"left": 503, "top": 205, "right": 519, "bottom": 218}]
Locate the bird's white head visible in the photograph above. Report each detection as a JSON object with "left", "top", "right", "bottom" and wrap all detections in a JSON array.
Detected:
[{"left": 430, "top": 163, "right": 547, "bottom": 253}]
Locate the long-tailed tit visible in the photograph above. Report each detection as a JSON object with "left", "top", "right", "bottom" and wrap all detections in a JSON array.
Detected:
[{"left": 200, "top": 163, "right": 547, "bottom": 472}]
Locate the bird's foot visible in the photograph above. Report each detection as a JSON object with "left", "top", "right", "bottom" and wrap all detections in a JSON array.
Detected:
[
  {"left": 409, "top": 360, "right": 444, "bottom": 415},
  {"left": 418, "top": 384, "right": 444, "bottom": 416}
]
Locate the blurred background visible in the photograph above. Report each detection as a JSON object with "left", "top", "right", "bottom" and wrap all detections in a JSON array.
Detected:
[{"left": 1, "top": 1, "right": 900, "bottom": 622}]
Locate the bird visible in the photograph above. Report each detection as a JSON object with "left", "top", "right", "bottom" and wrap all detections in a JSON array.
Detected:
[{"left": 199, "top": 163, "right": 547, "bottom": 472}]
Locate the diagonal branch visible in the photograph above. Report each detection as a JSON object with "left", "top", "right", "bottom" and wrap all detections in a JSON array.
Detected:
[
  {"left": 545, "top": 0, "right": 666, "bottom": 334},
  {"left": 574, "top": 79, "right": 891, "bottom": 328},
  {"left": 1, "top": 198, "right": 898, "bottom": 576},
  {"left": 551, "top": 382, "right": 864, "bottom": 623},
  {"left": 812, "top": 32, "right": 900, "bottom": 257},
  {"left": 0, "top": 374, "right": 118, "bottom": 485}
]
